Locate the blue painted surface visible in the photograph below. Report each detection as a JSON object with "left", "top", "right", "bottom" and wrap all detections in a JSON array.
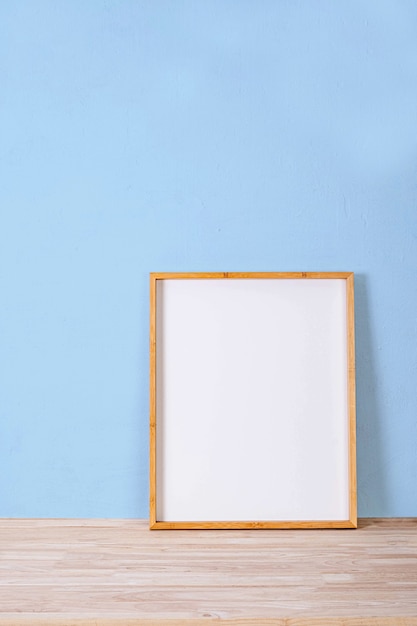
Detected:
[{"left": 0, "top": 1, "right": 416, "bottom": 517}]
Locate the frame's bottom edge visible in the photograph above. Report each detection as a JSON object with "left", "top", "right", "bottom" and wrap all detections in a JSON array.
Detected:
[{"left": 150, "top": 520, "right": 357, "bottom": 530}]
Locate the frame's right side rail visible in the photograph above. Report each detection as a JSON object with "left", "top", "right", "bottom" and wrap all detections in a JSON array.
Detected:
[{"left": 346, "top": 273, "right": 357, "bottom": 527}]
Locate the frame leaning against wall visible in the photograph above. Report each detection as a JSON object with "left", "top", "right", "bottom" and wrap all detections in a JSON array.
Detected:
[{"left": 150, "top": 272, "right": 356, "bottom": 530}]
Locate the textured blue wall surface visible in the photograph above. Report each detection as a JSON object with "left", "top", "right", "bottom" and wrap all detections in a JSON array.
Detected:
[{"left": 1, "top": 1, "right": 416, "bottom": 518}]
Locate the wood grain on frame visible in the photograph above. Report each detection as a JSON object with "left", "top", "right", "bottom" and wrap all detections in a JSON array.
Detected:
[
  {"left": 346, "top": 273, "right": 357, "bottom": 527},
  {"left": 150, "top": 272, "right": 356, "bottom": 529},
  {"left": 149, "top": 274, "right": 157, "bottom": 528}
]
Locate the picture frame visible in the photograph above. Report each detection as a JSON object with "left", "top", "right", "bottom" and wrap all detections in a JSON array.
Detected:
[{"left": 150, "top": 272, "right": 356, "bottom": 529}]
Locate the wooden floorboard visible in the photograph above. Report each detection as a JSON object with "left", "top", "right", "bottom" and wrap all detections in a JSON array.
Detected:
[{"left": 0, "top": 518, "right": 416, "bottom": 624}]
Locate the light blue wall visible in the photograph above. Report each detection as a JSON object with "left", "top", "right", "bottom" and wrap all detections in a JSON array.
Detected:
[{"left": 1, "top": 1, "right": 416, "bottom": 518}]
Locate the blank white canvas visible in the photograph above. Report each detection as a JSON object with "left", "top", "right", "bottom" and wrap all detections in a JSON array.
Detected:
[{"left": 156, "top": 278, "right": 349, "bottom": 522}]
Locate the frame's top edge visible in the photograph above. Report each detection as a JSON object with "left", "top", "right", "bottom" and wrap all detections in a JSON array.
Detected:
[{"left": 150, "top": 272, "right": 354, "bottom": 280}]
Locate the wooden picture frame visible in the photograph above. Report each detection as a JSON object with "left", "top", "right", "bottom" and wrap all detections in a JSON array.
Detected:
[{"left": 150, "top": 272, "right": 356, "bottom": 529}]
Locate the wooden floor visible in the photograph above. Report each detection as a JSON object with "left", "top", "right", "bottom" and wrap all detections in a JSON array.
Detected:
[{"left": 0, "top": 519, "right": 416, "bottom": 625}]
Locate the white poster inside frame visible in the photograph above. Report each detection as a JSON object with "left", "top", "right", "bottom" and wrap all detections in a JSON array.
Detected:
[{"left": 150, "top": 272, "right": 356, "bottom": 529}]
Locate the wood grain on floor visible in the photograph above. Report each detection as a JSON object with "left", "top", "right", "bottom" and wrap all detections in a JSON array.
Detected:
[{"left": 0, "top": 518, "right": 416, "bottom": 625}]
